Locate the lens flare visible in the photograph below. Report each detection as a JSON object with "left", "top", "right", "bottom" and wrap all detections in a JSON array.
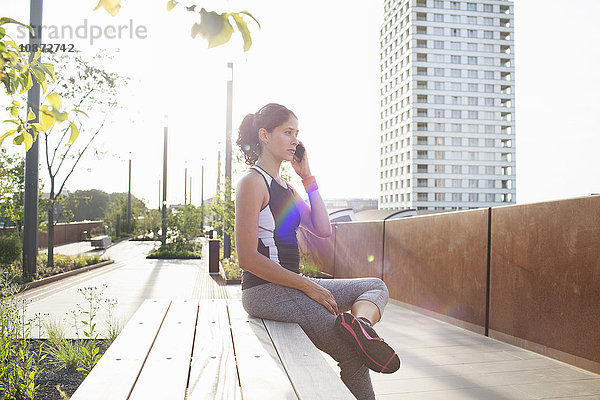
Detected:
[
  {"left": 367, "top": 255, "right": 375, "bottom": 262},
  {"left": 243, "top": 144, "right": 251, "bottom": 152}
]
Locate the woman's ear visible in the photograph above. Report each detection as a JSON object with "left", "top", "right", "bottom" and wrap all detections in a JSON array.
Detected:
[{"left": 258, "top": 128, "right": 269, "bottom": 146}]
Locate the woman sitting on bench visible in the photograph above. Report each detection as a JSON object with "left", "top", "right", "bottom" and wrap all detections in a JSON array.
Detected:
[{"left": 235, "top": 103, "right": 400, "bottom": 400}]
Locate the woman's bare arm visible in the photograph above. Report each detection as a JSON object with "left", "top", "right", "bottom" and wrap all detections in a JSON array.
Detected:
[{"left": 292, "top": 187, "right": 332, "bottom": 238}]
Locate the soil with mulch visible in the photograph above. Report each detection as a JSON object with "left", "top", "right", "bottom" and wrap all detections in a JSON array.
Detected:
[{"left": 28, "top": 339, "right": 110, "bottom": 400}]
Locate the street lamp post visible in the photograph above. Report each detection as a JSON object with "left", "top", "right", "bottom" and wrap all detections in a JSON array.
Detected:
[
  {"left": 184, "top": 161, "right": 187, "bottom": 205},
  {"left": 224, "top": 62, "right": 233, "bottom": 259},
  {"left": 127, "top": 152, "right": 132, "bottom": 235},
  {"left": 22, "top": 0, "right": 44, "bottom": 279},
  {"left": 201, "top": 160, "right": 204, "bottom": 232},
  {"left": 162, "top": 115, "right": 168, "bottom": 245}
]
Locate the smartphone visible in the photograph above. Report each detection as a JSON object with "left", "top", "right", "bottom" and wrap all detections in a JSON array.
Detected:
[{"left": 294, "top": 143, "right": 305, "bottom": 161}]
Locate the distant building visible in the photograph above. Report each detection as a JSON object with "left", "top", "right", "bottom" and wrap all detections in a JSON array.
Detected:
[{"left": 379, "top": 0, "right": 516, "bottom": 211}]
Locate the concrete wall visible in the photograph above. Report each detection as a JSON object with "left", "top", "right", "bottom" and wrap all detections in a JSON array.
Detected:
[{"left": 298, "top": 195, "right": 600, "bottom": 373}]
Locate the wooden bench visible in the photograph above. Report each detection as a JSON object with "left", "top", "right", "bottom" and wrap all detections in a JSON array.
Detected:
[
  {"left": 90, "top": 235, "right": 111, "bottom": 249},
  {"left": 71, "top": 299, "right": 354, "bottom": 400}
]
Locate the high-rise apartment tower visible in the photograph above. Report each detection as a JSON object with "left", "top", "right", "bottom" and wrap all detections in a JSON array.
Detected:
[{"left": 379, "top": 0, "right": 516, "bottom": 210}]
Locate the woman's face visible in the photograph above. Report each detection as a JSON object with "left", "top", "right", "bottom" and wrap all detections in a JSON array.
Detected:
[{"left": 261, "top": 116, "right": 299, "bottom": 162}]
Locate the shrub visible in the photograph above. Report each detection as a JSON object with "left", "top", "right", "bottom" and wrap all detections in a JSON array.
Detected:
[
  {"left": 300, "top": 252, "right": 322, "bottom": 277},
  {"left": 0, "top": 235, "right": 21, "bottom": 265}
]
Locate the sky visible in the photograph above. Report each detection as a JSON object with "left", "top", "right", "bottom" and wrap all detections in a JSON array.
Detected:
[{"left": 1, "top": 0, "right": 599, "bottom": 208}]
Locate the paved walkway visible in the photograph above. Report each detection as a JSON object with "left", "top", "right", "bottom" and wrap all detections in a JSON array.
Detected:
[{"left": 19, "top": 240, "right": 600, "bottom": 399}]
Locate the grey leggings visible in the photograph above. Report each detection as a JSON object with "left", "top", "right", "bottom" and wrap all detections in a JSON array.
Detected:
[{"left": 241, "top": 277, "right": 389, "bottom": 400}]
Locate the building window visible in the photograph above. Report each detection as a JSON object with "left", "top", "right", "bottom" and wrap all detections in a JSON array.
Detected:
[
  {"left": 450, "top": 69, "right": 461, "bottom": 77},
  {"left": 483, "top": 4, "right": 493, "bottom": 12},
  {"left": 485, "top": 84, "right": 495, "bottom": 93},
  {"left": 435, "top": 192, "right": 445, "bottom": 201},
  {"left": 417, "top": 39, "right": 428, "bottom": 48},
  {"left": 434, "top": 40, "right": 444, "bottom": 49},
  {"left": 467, "top": 3, "right": 477, "bottom": 11},
  {"left": 434, "top": 179, "right": 444, "bottom": 188},
  {"left": 417, "top": 67, "right": 428, "bottom": 76},
  {"left": 434, "top": 109, "right": 445, "bottom": 117},
  {"left": 452, "top": 193, "right": 462, "bottom": 202},
  {"left": 469, "top": 193, "right": 478, "bottom": 202},
  {"left": 483, "top": 17, "right": 494, "bottom": 26},
  {"left": 417, "top": 178, "right": 428, "bottom": 187},
  {"left": 434, "top": 95, "right": 445, "bottom": 104},
  {"left": 417, "top": 94, "right": 428, "bottom": 103},
  {"left": 451, "top": 96, "right": 460, "bottom": 105},
  {"left": 484, "top": 57, "right": 494, "bottom": 66},
  {"left": 468, "top": 83, "right": 478, "bottom": 92},
  {"left": 468, "top": 165, "right": 479, "bottom": 174},
  {"left": 467, "top": 42, "right": 478, "bottom": 51},
  {"left": 417, "top": 122, "right": 428, "bottom": 131},
  {"left": 467, "top": 16, "right": 477, "bottom": 25},
  {"left": 468, "top": 97, "right": 478, "bottom": 105},
  {"left": 467, "top": 56, "right": 478, "bottom": 65},
  {"left": 486, "top": 180, "right": 495, "bottom": 189},
  {"left": 452, "top": 137, "right": 462, "bottom": 146},
  {"left": 484, "top": 44, "right": 494, "bottom": 52},
  {"left": 486, "top": 166, "right": 495, "bottom": 174},
  {"left": 434, "top": 81, "right": 445, "bottom": 90},
  {"left": 417, "top": 108, "right": 428, "bottom": 117},
  {"left": 434, "top": 27, "right": 444, "bottom": 35},
  {"left": 417, "top": 150, "right": 428, "bottom": 159},
  {"left": 484, "top": 71, "right": 494, "bottom": 79},
  {"left": 434, "top": 13, "right": 444, "bottom": 22},
  {"left": 451, "top": 123, "right": 462, "bottom": 132},
  {"left": 468, "top": 138, "right": 479, "bottom": 147},
  {"left": 434, "top": 122, "right": 445, "bottom": 131},
  {"left": 435, "top": 164, "right": 445, "bottom": 173},
  {"left": 434, "top": 0, "right": 444, "bottom": 9},
  {"left": 417, "top": 53, "right": 428, "bottom": 62},
  {"left": 450, "top": 41, "right": 461, "bottom": 50},
  {"left": 434, "top": 68, "right": 445, "bottom": 76},
  {"left": 417, "top": 164, "right": 428, "bottom": 173},
  {"left": 452, "top": 165, "right": 462, "bottom": 174},
  {"left": 485, "top": 125, "right": 495, "bottom": 133},
  {"left": 451, "top": 82, "right": 461, "bottom": 91},
  {"left": 469, "top": 179, "right": 478, "bottom": 188},
  {"left": 451, "top": 110, "right": 462, "bottom": 119},
  {"left": 467, "top": 29, "right": 477, "bottom": 38},
  {"left": 417, "top": 26, "right": 427, "bottom": 34},
  {"left": 468, "top": 111, "right": 478, "bottom": 119},
  {"left": 451, "top": 55, "right": 461, "bottom": 64},
  {"left": 417, "top": 193, "right": 428, "bottom": 201},
  {"left": 484, "top": 30, "right": 493, "bottom": 39},
  {"left": 433, "top": 54, "right": 445, "bottom": 62},
  {"left": 485, "top": 97, "right": 494, "bottom": 106},
  {"left": 450, "top": 1, "right": 460, "bottom": 10},
  {"left": 435, "top": 151, "right": 445, "bottom": 160},
  {"left": 451, "top": 28, "right": 460, "bottom": 37},
  {"left": 467, "top": 69, "right": 478, "bottom": 78}
]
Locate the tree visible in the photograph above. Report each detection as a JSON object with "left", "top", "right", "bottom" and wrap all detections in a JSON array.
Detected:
[
  {"left": 0, "top": 149, "right": 24, "bottom": 236},
  {"left": 40, "top": 50, "right": 128, "bottom": 267},
  {"left": 103, "top": 193, "right": 146, "bottom": 238},
  {"left": 210, "top": 177, "right": 235, "bottom": 251}
]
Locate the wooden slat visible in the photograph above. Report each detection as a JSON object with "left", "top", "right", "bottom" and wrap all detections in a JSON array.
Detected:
[
  {"left": 71, "top": 299, "right": 171, "bottom": 400},
  {"left": 263, "top": 319, "right": 355, "bottom": 400},
  {"left": 227, "top": 300, "right": 297, "bottom": 399},
  {"left": 129, "top": 299, "right": 199, "bottom": 400},
  {"left": 187, "top": 299, "right": 241, "bottom": 400}
]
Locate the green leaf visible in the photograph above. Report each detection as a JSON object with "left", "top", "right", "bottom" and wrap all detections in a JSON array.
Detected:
[
  {"left": 40, "top": 108, "right": 56, "bottom": 131},
  {"left": 231, "top": 13, "right": 252, "bottom": 52},
  {"left": 28, "top": 108, "right": 36, "bottom": 121},
  {"left": 93, "top": 0, "right": 122, "bottom": 16},
  {"left": 72, "top": 109, "right": 89, "bottom": 117},
  {"left": 0, "top": 130, "right": 16, "bottom": 148},
  {"left": 13, "top": 133, "right": 24, "bottom": 145},
  {"left": 21, "top": 71, "right": 33, "bottom": 93},
  {"left": 166, "top": 0, "right": 177, "bottom": 11},
  {"left": 0, "top": 17, "right": 34, "bottom": 35},
  {"left": 67, "top": 122, "right": 79, "bottom": 145},
  {"left": 195, "top": 9, "right": 234, "bottom": 49},
  {"left": 11, "top": 100, "right": 20, "bottom": 107},
  {"left": 32, "top": 123, "right": 44, "bottom": 131},
  {"left": 40, "top": 62, "right": 55, "bottom": 81},
  {"left": 54, "top": 110, "right": 68, "bottom": 123},
  {"left": 46, "top": 92, "right": 61, "bottom": 110},
  {"left": 10, "top": 107, "right": 18, "bottom": 117},
  {"left": 23, "top": 132, "right": 33, "bottom": 150},
  {"left": 239, "top": 11, "right": 261, "bottom": 29}
]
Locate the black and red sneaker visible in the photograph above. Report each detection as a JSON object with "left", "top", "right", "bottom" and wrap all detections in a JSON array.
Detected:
[{"left": 335, "top": 312, "right": 400, "bottom": 374}]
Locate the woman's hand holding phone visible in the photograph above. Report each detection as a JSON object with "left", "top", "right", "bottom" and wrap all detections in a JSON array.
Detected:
[{"left": 291, "top": 141, "right": 311, "bottom": 179}]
